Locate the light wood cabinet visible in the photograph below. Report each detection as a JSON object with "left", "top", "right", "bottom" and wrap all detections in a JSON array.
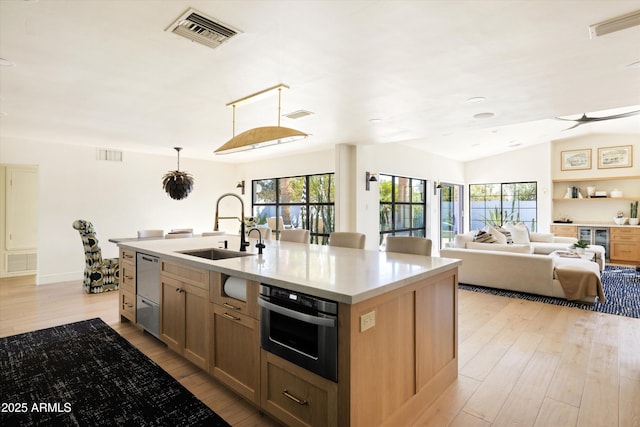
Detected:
[
  {"left": 119, "top": 248, "right": 137, "bottom": 322},
  {"left": 550, "top": 224, "right": 578, "bottom": 238},
  {"left": 160, "top": 260, "right": 210, "bottom": 371},
  {"left": 261, "top": 350, "right": 338, "bottom": 427},
  {"left": 210, "top": 304, "right": 260, "bottom": 404},
  {"left": 610, "top": 227, "right": 640, "bottom": 263},
  {"left": 209, "top": 272, "right": 261, "bottom": 404}
]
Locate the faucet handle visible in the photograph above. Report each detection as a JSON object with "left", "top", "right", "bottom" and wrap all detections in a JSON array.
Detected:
[{"left": 219, "top": 240, "right": 228, "bottom": 249}]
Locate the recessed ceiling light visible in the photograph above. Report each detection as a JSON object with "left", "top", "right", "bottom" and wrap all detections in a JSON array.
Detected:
[
  {"left": 0, "top": 58, "right": 16, "bottom": 67},
  {"left": 466, "top": 97, "right": 486, "bottom": 104},
  {"left": 473, "top": 112, "right": 495, "bottom": 119},
  {"left": 368, "top": 118, "right": 382, "bottom": 123},
  {"left": 508, "top": 141, "right": 522, "bottom": 147}
]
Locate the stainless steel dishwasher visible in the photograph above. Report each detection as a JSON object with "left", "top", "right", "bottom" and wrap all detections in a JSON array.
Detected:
[{"left": 136, "top": 253, "right": 160, "bottom": 338}]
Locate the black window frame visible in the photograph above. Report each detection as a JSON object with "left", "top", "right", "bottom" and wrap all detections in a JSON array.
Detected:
[
  {"left": 469, "top": 181, "right": 538, "bottom": 231},
  {"left": 379, "top": 174, "right": 427, "bottom": 244},
  {"left": 251, "top": 173, "right": 335, "bottom": 245}
]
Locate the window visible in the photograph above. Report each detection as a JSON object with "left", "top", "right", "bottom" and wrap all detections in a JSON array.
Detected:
[
  {"left": 469, "top": 182, "right": 537, "bottom": 231},
  {"left": 379, "top": 174, "right": 426, "bottom": 244},
  {"left": 252, "top": 173, "right": 335, "bottom": 244}
]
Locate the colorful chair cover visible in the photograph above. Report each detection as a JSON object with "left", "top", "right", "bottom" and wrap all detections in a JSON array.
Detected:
[{"left": 72, "top": 219, "right": 119, "bottom": 293}]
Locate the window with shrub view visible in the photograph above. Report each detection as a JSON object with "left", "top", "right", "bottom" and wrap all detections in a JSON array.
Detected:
[
  {"left": 252, "top": 173, "right": 335, "bottom": 244},
  {"left": 469, "top": 182, "right": 537, "bottom": 231},
  {"left": 379, "top": 174, "right": 426, "bottom": 244}
]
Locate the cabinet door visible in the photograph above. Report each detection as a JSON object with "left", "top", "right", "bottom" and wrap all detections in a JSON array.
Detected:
[
  {"left": 183, "top": 283, "right": 209, "bottom": 370},
  {"left": 210, "top": 304, "right": 260, "bottom": 404},
  {"left": 5, "top": 166, "right": 38, "bottom": 250},
  {"left": 160, "top": 275, "right": 184, "bottom": 353}
]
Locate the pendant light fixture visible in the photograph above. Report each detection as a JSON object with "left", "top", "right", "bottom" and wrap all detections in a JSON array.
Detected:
[
  {"left": 162, "top": 147, "right": 194, "bottom": 200},
  {"left": 214, "top": 84, "right": 308, "bottom": 155}
]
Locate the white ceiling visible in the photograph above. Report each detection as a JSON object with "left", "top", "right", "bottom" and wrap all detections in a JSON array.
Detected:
[{"left": 1, "top": 0, "right": 639, "bottom": 163}]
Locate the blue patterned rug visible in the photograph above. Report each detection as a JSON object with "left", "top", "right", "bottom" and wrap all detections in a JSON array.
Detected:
[
  {"left": 0, "top": 318, "right": 230, "bottom": 426},
  {"left": 459, "top": 265, "right": 640, "bottom": 319}
]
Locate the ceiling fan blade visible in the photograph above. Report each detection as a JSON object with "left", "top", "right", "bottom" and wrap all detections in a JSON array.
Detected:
[
  {"left": 555, "top": 113, "right": 589, "bottom": 122},
  {"left": 562, "top": 122, "right": 582, "bottom": 131},
  {"left": 556, "top": 110, "right": 640, "bottom": 124}
]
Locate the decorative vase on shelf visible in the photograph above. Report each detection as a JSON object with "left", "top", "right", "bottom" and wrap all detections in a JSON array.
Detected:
[
  {"left": 564, "top": 187, "right": 573, "bottom": 199},
  {"left": 630, "top": 218, "right": 640, "bottom": 225}
]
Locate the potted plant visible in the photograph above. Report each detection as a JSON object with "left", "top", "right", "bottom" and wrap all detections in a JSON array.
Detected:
[
  {"left": 630, "top": 201, "right": 639, "bottom": 226},
  {"left": 572, "top": 240, "right": 589, "bottom": 254}
]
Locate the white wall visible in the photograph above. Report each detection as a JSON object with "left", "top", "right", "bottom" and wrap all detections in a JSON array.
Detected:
[
  {"left": 465, "top": 142, "right": 553, "bottom": 232},
  {"left": 0, "top": 137, "right": 237, "bottom": 284}
]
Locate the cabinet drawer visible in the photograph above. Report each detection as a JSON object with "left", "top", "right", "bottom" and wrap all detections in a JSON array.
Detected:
[
  {"left": 121, "top": 248, "right": 136, "bottom": 263},
  {"left": 161, "top": 260, "right": 209, "bottom": 289},
  {"left": 120, "top": 260, "right": 136, "bottom": 293},
  {"left": 210, "top": 272, "right": 259, "bottom": 319},
  {"left": 551, "top": 225, "right": 577, "bottom": 238},
  {"left": 261, "top": 350, "right": 337, "bottom": 427},
  {"left": 611, "top": 227, "right": 640, "bottom": 238},
  {"left": 120, "top": 289, "right": 136, "bottom": 322}
]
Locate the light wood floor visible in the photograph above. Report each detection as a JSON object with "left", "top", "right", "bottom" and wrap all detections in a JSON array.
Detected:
[{"left": 1, "top": 278, "right": 639, "bottom": 427}]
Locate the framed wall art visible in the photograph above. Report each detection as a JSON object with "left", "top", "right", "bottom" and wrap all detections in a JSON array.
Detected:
[
  {"left": 561, "top": 149, "right": 591, "bottom": 171},
  {"left": 598, "top": 145, "right": 632, "bottom": 169}
]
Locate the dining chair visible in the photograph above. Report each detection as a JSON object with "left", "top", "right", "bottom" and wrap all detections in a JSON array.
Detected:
[
  {"left": 280, "top": 229, "right": 310, "bottom": 243},
  {"left": 329, "top": 232, "right": 366, "bottom": 249},
  {"left": 247, "top": 226, "right": 272, "bottom": 241},
  {"left": 165, "top": 231, "right": 193, "bottom": 239},
  {"left": 72, "top": 219, "right": 119, "bottom": 294},
  {"left": 385, "top": 236, "right": 432, "bottom": 256},
  {"left": 137, "top": 229, "right": 164, "bottom": 238}
]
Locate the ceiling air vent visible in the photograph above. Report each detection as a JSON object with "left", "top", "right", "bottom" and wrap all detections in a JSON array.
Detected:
[{"left": 165, "top": 8, "right": 241, "bottom": 50}]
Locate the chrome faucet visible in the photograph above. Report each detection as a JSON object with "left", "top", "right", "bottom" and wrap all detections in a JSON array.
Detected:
[
  {"left": 214, "top": 192, "right": 249, "bottom": 252},
  {"left": 247, "top": 228, "right": 266, "bottom": 255}
]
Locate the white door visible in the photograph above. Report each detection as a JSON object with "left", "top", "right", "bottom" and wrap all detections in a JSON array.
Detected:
[{"left": 6, "top": 166, "right": 38, "bottom": 250}]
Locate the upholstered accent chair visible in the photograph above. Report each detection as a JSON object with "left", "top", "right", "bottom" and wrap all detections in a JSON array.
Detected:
[{"left": 72, "top": 219, "right": 119, "bottom": 294}]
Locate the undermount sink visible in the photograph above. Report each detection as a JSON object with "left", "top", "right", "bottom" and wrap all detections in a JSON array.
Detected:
[{"left": 178, "top": 248, "right": 254, "bottom": 261}]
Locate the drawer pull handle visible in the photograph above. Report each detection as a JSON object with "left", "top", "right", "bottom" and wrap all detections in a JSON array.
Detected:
[
  {"left": 222, "top": 312, "right": 241, "bottom": 321},
  {"left": 125, "top": 275, "right": 134, "bottom": 280},
  {"left": 223, "top": 302, "right": 241, "bottom": 311},
  {"left": 125, "top": 254, "right": 134, "bottom": 259},
  {"left": 282, "top": 389, "right": 308, "bottom": 406}
]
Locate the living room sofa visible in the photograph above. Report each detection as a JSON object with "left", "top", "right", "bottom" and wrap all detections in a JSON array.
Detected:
[{"left": 440, "top": 229, "right": 606, "bottom": 303}]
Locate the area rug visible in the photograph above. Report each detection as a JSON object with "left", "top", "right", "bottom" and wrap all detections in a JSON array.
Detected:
[
  {"left": 0, "top": 318, "right": 230, "bottom": 426},
  {"left": 459, "top": 265, "right": 640, "bottom": 319}
]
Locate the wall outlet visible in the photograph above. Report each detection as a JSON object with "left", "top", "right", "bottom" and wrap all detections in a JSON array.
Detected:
[{"left": 360, "top": 310, "right": 376, "bottom": 332}]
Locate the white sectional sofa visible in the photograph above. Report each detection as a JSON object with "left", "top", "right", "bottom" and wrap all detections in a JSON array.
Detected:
[{"left": 440, "top": 229, "right": 605, "bottom": 303}]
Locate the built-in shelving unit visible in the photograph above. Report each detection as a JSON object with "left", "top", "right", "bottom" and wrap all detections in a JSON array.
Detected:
[{"left": 552, "top": 175, "right": 640, "bottom": 223}]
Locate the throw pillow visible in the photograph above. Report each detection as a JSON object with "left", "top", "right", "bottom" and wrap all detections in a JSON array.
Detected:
[
  {"left": 473, "top": 230, "right": 497, "bottom": 243},
  {"left": 504, "top": 222, "right": 530, "bottom": 244},
  {"left": 485, "top": 225, "right": 507, "bottom": 244},
  {"left": 495, "top": 226, "right": 513, "bottom": 244},
  {"left": 453, "top": 233, "right": 473, "bottom": 248}
]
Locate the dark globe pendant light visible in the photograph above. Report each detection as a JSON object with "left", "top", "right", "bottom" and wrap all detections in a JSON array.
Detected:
[{"left": 162, "top": 147, "right": 194, "bottom": 200}]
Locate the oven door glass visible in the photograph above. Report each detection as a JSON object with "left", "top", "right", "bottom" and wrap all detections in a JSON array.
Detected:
[{"left": 269, "top": 308, "right": 319, "bottom": 359}]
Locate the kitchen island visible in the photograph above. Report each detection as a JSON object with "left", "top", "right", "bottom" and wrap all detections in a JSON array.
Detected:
[{"left": 116, "top": 235, "right": 461, "bottom": 427}]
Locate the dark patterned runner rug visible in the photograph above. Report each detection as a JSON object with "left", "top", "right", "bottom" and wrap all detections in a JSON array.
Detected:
[
  {"left": 0, "top": 318, "right": 230, "bottom": 426},
  {"left": 459, "top": 265, "right": 640, "bottom": 319}
]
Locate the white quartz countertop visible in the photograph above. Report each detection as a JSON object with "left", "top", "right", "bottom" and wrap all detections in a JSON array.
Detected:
[
  {"left": 552, "top": 222, "right": 640, "bottom": 228},
  {"left": 115, "top": 235, "right": 461, "bottom": 304}
]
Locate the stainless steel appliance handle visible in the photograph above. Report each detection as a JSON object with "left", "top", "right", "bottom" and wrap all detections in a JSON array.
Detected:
[
  {"left": 140, "top": 255, "right": 157, "bottom": 262},
  {"left": 258, "top": 298, "right": 336, "bottom": 328}
]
